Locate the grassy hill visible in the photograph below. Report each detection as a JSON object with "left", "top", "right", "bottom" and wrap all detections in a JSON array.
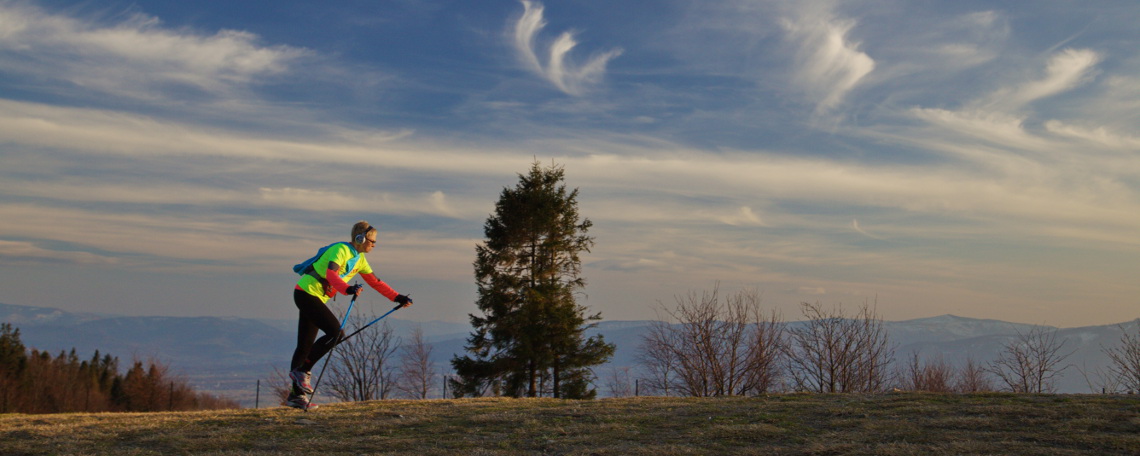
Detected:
[{"left": 2, "top": 394, "right": 1138, "bottom": 455}]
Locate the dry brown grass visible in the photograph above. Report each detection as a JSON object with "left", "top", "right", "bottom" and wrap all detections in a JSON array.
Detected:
[{"left": 2, "top": 393, "right": 1138, "bottom": 455}]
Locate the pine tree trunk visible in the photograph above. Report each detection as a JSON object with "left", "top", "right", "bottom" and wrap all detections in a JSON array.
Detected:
[
  {"left": 553, "top": 357, "right": 561, "bottom": 398},
  {"left": 528, "top": 358, "right": 537, "bottom": 397}
]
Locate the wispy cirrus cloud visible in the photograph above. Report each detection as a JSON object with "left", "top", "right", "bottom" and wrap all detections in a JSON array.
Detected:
[
  {"left": 2, "top": 0, "right": 1138, "bottom": 326},
  {"left": 982, "top": 48, "right": 1101, "bottom": 111},
  {"left": 511, "top": 0, "right": 622, "bottom": 96},
  {"left": 0, "top": 1, "right": 309, "bottom": 102},
  {"left": 900, "top": 47, "right": 1106, "bottom": 163},
  {"left": 1044, "top": 120, "right": 1140, "bottom": 152},
  {"left": 0, "top": 240, "right": 119, "bottom": 265},
  {"left": 851, "top": 219, "right": 884, "bottom": 240},
  {"left": 718, "top": 206, "right": 766, "bottom": 227},
  {"left": 780, "top": 2, "right": 875, "bottom": 114}
]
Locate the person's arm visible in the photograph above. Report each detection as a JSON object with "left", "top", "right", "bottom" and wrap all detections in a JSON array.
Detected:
[
  {"left": 360, "top": 272, "right": 399, "bottom": 301},
  {"left": 324, "top": 263, "right": 352, "bottom": 296}
]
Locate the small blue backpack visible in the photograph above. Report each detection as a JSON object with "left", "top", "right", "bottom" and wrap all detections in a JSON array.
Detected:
[{"left": 293, "top": 242, "right": 361, "bottom": 280}]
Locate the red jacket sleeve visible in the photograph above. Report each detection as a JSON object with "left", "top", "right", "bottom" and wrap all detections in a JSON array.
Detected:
[
  {"left": 325, "top": 266, "right": 351, "bottom": 296},
  {"left": 361, "top": 272, "right": 399, "bottom": 301}
]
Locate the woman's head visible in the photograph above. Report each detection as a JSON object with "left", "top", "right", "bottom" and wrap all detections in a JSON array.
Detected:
[{"left": 351, "top": 221, "right": 377, "bottom": 253}]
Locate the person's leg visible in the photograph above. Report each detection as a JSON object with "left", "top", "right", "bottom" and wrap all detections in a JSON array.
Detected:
[
  {"left": 290, "top": 289, "right": 323, "bottom": 371},
  {"left": 293, "top": 289, "right": 344, "bottom": 372}
]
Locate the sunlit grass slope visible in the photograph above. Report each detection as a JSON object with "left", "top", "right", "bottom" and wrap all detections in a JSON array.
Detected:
[{"left": 2, "top": 394, "right": 1138, "bottom": 455}]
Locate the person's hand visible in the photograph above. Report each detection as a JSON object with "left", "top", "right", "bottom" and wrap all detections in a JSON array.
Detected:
[
  {"left": 346, "top": 284, "right": 363, "bottom": 296},
  {"left": 395, "top": 294, "right": 413, "bottom": 307}
]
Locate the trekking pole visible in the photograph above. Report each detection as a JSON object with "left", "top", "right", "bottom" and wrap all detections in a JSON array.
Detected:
[
  {"left": 306, "top": 289, "right": 359, "bottom": 411},
  {"left": 341, "top": 292, "right": 357, "bottom": 329},
  {"left": 336, "top": 301, "right": 406, "bottom": 345},
  {"left": 306, "top": 295, "right": 409, "bottom": 411}
]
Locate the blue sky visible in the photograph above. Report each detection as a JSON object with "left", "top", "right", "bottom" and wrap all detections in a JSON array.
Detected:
[{"left": 1, "top": 0, "right": 1137, "bottom": 327}]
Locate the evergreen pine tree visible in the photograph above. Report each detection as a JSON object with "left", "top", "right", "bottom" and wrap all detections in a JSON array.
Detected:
[
  {"left": 0, "top": 323, "right": 27, "bottom": 375},
  {"left": 0, "top": 323, "right": 27, "bottom": 412},
  {"left": 451, "top": 161, "right": 614, "bottom": 398}
]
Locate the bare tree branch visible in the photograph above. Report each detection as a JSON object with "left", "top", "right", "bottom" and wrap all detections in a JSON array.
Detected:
[
  {"left": 637, "top": 285, "right": 784, "bottom": 397},
  {"left": 1102, "top": 320, "right": 1140, "bottom": 393},
  {"left": 327, "top": 317, "right": 400, "bottom": 402},
  {"left": 396, "top": 327, "right": 438, "bottom": 399},
  {"left": 987, "top": 325, "right": 1073, "bottom": 393},
  {"left": 785, "top": 301, "right": 894, "bottom": 393}
]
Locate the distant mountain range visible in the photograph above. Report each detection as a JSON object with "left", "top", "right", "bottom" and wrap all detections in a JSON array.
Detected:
[{"left": 3, "top": 302, "right": 1136, "bottom": 406}]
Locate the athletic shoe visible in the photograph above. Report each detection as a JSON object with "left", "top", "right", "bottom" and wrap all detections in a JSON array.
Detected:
[
  {"left": 289, "top": 369, "right": 314, "bottom": 394},
  {"left": 286, "top": 393, "right": 319, "bottom": 411}
]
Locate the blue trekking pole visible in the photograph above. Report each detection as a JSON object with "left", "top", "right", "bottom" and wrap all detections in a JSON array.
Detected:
[
  {"left": 337, "top": 299, "right": 407, "bottom": 345},
  {"left": 340, "top": 292, "right": 357, "bottom": 329},
  {"left": 306, "top": 285, "right": 360, "bottom": 410},
  {"left": 305, "top": 293, "right": 410, "bottom": 411}
]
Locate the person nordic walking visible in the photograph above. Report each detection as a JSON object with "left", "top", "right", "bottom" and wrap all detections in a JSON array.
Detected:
[{"left": 287, "top": 221, "right": 413, "bottom": 410}]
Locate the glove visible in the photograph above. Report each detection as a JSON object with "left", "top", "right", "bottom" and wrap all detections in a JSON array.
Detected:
[
  {"left": 395, "top": 294, "right": 413, "bottom": 307},
  {"left": 346, "top": 284, "right": 364, "bottom": 296}
]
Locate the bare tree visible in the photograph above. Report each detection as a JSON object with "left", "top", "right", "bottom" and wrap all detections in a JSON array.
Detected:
[
  {"left": 785, "top": 301, "right": 894, "bottom": 393},
  {"left": 1102, "top": 320, "right": 1140, "bottom": 393},
  {"left": 637, "top": 320, "right": 679, "bottom": 396},
  {"left": 1079, "top": 362, "right": 1124, "bottom": 394},
  {"left": 326, "top": 317, "right": 401, "bottom": 402},
  {"left": 636, "top": 285, "right": 784, "bottom": 397},
  {"left": 741, "top": 306, "right": 785, "bottom": 395},
  {"left": 955, "top": 357, "right": 994, "bottom": 393},
  {"left": 396, "top": 327, "right": 438, "bottom": 399},
  {"left": 604, "top": 366, "right": 635, "bottom": 397},
  {"left": 899, "top": 352, "right": 954, "bottom": 392},
  {"left": 270, "top": 367, "right": 293, "bottom": 405},
  {"left": 987, "top": 325, "right": 1073, "bottom": 393}
]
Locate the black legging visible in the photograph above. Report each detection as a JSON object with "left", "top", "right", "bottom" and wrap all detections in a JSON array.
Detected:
[{"left": 291, "top": 288, "right": 345, "bottom": 372}]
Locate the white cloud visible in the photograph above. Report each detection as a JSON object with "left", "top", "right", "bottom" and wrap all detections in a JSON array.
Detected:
[
  {"left": 0, "top": 98, "right": 509, "bottom": 176},
  {"left": 0, "top": 240, "right": 118, "bottom": 265},
  {"left": 719, "top": 206, "right": 765, "bottom": 227},
  {"left": 258, "top": 187, "right": 364, "bottom": 211},
  {"left": 1044, "top": 121, "right": 1140, "bottom": 151},
  {"left": 781, "top": 5, "right": 875, "bottom": 113},
  {"left": 512, "top": 0, "right": 622, "bottom": 95},
  {"left": 5, "top": 91, "right": 1137, "bottom": 273},
  {"left": 888, "top": 44, "right": 1136, "bottom": 208},
  {"left": 851, "top": 219, "right": 884, "bottom": 240},
  {"left": 908, "top": 107, "right": 1050, "bottom": 154},
  {"left": 567, "top": 150, "right": 1140, "bottom": 244},
  {"left": 0, "top": 175, "right": 476, "bottom": 220},
  {"left": 1, "top": 0, "right": 1138, "bottom": 326},
  {"left": 985, "top": 48, "right": 1101, "bottom": 110},
  {"left": 0, "top": 203, "right": 477, "bottom": 276},
  {"left": 590, "top": 257, "right": 683, "bottom": 274},
  {"left": 904, "top": 10, "right": 1007, "bottom": 71},
  {"left": 428, "top": 190, "right": 461, "bottom": 218},
  {"left": 0, "top": 2, "right": 309, "bottom": 101}
]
